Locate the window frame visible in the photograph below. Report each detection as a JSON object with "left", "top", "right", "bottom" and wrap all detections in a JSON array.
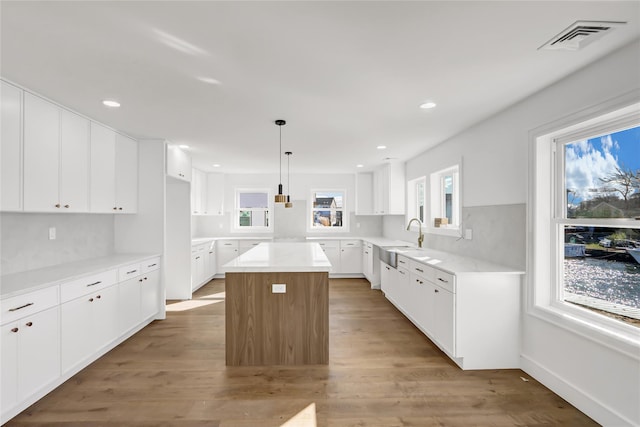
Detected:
[
  {"left": 308, "top": 188, "right": 348, "bottom": 232},
  {"left": 232, "top": 188, "right": 274, "bottom": 233},
  {"left": 528, "top": 93, "right": 640, "bottom": 355},
  {"left": 406, "top": 176, "right": 427, "bottom": 225},
  {"left": 428, "top": 165, "right": 461, "bottom": 236}
]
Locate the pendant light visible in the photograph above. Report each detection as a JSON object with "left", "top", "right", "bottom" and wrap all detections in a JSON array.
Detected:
[
  {"left": 285, "top": 151, "right": 293, "bottom": 208},
  {"left": 274, "top": 119, "right": 287, "bottom": 203}
]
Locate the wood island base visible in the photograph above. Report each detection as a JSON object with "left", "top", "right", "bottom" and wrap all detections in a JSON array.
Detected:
[{"left": 225, "top": 271, "right": 329, "bottom": 366}]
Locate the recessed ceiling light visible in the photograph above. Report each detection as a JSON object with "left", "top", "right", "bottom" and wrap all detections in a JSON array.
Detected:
[
  {"left": 198, "top": 77, "right": 222, "bottom": 85},
  {"left": 102, "top": 99, "right": 120, "bottom": 108},
  {"left": 356, "top": 164, "right": 364, "bottom": 168},
  {"left": 420, "top": 101, "right": 437, "bottom": 109},
  {"left": 213, "top": 164, "right": 221, "bottom": 168},
  {"left": 377, "top": 145, "right": 387, "bottom": 150},
  {"left": 179, "top": 144, "right": 189, "bottom": 149}
]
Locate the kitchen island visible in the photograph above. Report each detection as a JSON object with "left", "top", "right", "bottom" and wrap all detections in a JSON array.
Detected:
[{"left": 223, "top": 242, "right": 331, "bottom": 366}]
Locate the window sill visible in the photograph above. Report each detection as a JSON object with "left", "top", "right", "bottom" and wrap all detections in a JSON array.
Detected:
[{"left": 528, "top": 303, "right": 640, "bottom": 360}]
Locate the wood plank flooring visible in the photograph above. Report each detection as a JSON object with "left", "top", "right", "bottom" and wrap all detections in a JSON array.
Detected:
[{"left": 7, "top": 278, "right": 598, "bottom": 426}]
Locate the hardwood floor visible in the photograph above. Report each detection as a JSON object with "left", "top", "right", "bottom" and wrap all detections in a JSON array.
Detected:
[{"left": 7, "top": 278, "right": 598, "bottom": 426}]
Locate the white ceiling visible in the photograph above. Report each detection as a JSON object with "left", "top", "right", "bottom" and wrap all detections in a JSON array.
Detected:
[{"left": 2, "top": 1, "right": 639, "bottom": 174}]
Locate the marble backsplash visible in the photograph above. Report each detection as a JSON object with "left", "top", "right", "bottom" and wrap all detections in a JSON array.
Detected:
[
  {"left": 1, "top": 213, "right": 114, "bottom": 276},
  {"left": 382, "top": 204, "right": 526, "bottom": 270}
]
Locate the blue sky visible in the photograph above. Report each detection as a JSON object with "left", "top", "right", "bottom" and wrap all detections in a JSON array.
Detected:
[{"left": 565, "top": 125, "right": 639, "bottom": 205}]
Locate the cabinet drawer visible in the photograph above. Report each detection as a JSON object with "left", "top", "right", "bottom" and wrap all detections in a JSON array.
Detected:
[
  {"left": 141, "top": 257, "right": 161, "bottom": 273},
  {"left": 1, "top": 286, "right": 59, "bottom": 325},
  {"left": 434, "top": 269, "right": 455, "bottom": 293},
  {"left": 191, "top": 244, "right": 206, "bottom": 254},
  {"left": 61, "top": 269, "right": 117, "bottom": 303},
  {"left": 409, "top": 260, "right": 435, "bottom": 282},
  {"left": 340, "top": 239, "right": 361, "bottom": 248},
  {"left": 396, "top": 255, "right": 410, "bottom": 269},
  {"left": 315, "top": 240, "right": 339, "bottom": 249},
  {"left": 217, "top": 240, "right": 238, "bottom": 249},
  {"left": 118, "top": 263, "right": 142, "bottom": 281}
]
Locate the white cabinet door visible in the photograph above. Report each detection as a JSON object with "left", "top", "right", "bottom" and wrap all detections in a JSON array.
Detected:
[
  {"left": 355, "top": 172, "right": 373, "bottom": 215},
  {"left": 340, "top": 246, "right": 362, "bottom": 274},
  {"left": 61, "top": 284, "right": 119, "bottom": 374},
  {"left": 1, "top": 306, "right": 60, "bottom": 412},
  {"left": 1, "top": 81, "right": 22, "bottom": 211},
  {"left": 191, "top": 251, "right": 205, "bottom": 290},
  {"left": 372, "top": 162, "right": 405, "bottom": 215},
  {"left": 216, "top": 241, "right": 239, "bottom": 272},
  {"left": 119, "top": 276, "right": 142, "bottom": 335},
  {"left": 59, "top": 109, "right": 89, "bottom": 212},
  {"left": 141, "top": 269, "right": 160, "bottom": 320},
  {"left": 396, "top": 266, "right": 410, "bottom": 306},
  {"left": 17, "top": 306, "right": 60, "bottom": 401},
  {"left": 61, "top": 293, "right": 93, "bottom": 373},
  {"left": 23, "top": 93, "right": 59, "bottom": 212},
  {"left": 380, "top": 262, "right": 395, "bottom": 297},
  {"left": 92, "top": 284, "right": 120, "bottom": 350},
  {"left": 191, "top": 168, "right": 205, "bottom": 214},
  {"left": 206, "top": 173, "right": 225, "bottom": 215},
  {"left": 362, "top": 244, "right": 373, "bottom": 280},
  {"left": 434, "top": 285, "right": 455, "bottom": 355},
  {"left": 115, "top": 133, "right": 138, "bottom": 213},
  {"left": 166, "top": 145, "right": 191, "bottom": 181},
  {"left": 205, "top": 246, "right": 216, "bottom": 279},
  {"left": 90, "top": 122, "right": 116, "bottom": 213},
  {"left": 1, "top": 321, "right": 19, "bottom": 411}
]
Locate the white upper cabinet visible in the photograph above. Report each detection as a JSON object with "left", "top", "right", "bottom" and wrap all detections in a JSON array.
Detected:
[
  {"left": 166, "top": 145, "right": 192, "bottom": 182},
  {"left": 355, "top": 172, "right": 373, "bottom": 215},
  {"left": 90, "top": 123, "right": 137, "bottom": 213},
  {"left": 355, "top": 162, "right": 405, "bottom": 215},
  {"left": 115, "top": 133, "right": 138, "bottom": 213},
  {"left": 90, "top": 122, "right": 116, "bottom": 212},
  {"left": 59, "top": 109, "right": 90, "bottom": 212},
  {"left": 23, "top": 93, "right": 89, "bottom": 212},
  {"left": 206, "top": 173, "right": 225, "bottom": 215},
  {"left": 191, "top": 168, "right": 206, "bottom": 214},
  {"left": 1, "top": 81, "right": 22, "bottom": 211}
]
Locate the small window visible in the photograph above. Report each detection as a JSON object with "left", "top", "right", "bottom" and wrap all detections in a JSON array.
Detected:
[
  {"left": 407, "top": 176, "right": 427, "bottom": 224},
  {"left": 309, "top": 190, "right": 347, "bottom": 231},
  {"left": 430, "top": 165, "right": 460, "bottom": 230},
  {"left": 234, "top": 189, "right": 272, "bottom": 231}
]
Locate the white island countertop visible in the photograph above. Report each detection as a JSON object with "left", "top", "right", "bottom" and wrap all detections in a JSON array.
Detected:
[{"left": 223, "top": 242, "right": 331, "bottom": 273}]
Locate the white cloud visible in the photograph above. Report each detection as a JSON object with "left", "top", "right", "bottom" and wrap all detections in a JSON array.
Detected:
[{"left": 565, "top": 139, "right": 620, "bottom": 201}]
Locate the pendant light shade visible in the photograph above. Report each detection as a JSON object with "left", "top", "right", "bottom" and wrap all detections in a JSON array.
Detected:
[
  {"left": 274, "top": 119, "right": 287, "bottom": 203},
  {"left": 285, "top": 151, "right": 293, "bottom": 208}
]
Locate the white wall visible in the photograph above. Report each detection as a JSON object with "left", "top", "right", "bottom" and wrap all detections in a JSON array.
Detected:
[
  {"left": 193, "top": 172, "right": 384, "bottom": 238},
  {"left": 394, "top": 40, "right": 640, "bottom": 425}
]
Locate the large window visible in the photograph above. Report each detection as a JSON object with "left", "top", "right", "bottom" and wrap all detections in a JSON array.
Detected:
[
  {"left": 531, "top": 100, "right": 639, "bottom": 342},
  {"left": 234, "top": 189, "right": 272, "bottom": 231},
  {"left": 430, "top": 165, "right": 460, "bottom": 232},
  {"left": 309, "top": 190, "right": 347, "bottom": 231}
]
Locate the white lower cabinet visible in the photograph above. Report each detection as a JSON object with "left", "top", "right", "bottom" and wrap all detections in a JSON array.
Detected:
[
  {"left": 141, "top": 269, "right": 161, "bottom": 320},
  {"left": 217, "top": 240, "right": 239, "bottom": 273},
  {"left": 61, "top": 283, "right": 119, "bottom": 374},
  {"left": 317, "top": 240, "right": 340, "bottom": 274},
  {"left": 1, "top": 255, "right": 161, "bottom": 424},
  {"left": 383, "top": 254, "right": 520, "bottom": 370},
  {"left": 338, "top": 240, "right": 362, "bottom": 274},
  {"left": 1, "top": 305, "right": 59, "bottom": 414},
  {"left": 361, "top": 241, "right": 380, "bottom": 287}
]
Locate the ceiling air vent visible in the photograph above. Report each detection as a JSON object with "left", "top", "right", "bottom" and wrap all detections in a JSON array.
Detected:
[{"left": 539, "top": 20, "right": 626, "bottom": 51}]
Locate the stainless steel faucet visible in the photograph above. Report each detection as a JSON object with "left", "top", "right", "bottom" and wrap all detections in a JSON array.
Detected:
[{"left": 406, "top": 217, "right": 424, "bottom": 248}]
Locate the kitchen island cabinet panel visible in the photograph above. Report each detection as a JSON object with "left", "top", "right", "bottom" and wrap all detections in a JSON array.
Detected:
[{"left": 225, "top": 271, "right": 329, "bottom": 366}]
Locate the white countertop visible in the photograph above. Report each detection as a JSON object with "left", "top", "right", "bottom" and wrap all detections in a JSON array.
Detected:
[
  {"left": 1, "top": 253, "right": 160, "bottom": 299},
  {"left": 223, "top": 242, "right": 331, "bottom": 273},
  {"left": 191, "top": 236, "right": 273, "bottom": 246},
  {"left": 391, "top": 247, "right": 524, "bottom": 275}
]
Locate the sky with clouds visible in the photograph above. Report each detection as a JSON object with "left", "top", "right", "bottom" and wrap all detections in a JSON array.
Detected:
[{"left": 565, "top": 126, "right": 639, "bottom": 205}]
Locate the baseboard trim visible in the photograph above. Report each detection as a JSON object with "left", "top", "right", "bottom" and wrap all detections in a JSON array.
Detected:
[{"left": 520, "top": 354, "right": 635, "bottom": 427}]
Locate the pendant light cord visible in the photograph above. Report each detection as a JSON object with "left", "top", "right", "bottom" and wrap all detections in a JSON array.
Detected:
[{"left": 279, "top": 125, "right": 282, "bottom": 185}]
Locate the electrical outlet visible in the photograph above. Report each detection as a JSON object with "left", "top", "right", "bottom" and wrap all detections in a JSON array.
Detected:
[
  {"left": 48, "top": 227, "right": 56, "bottom": 240},
  {"left": 464, "top": 228, "right": 473, "bottom": 240},
  {"left": 272, "top": 283, "right": 286, "bottom": 293}
]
